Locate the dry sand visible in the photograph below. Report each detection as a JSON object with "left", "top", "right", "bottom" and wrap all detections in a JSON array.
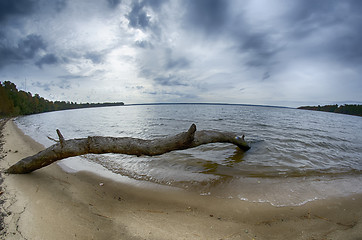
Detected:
[{"left": 0, "top": 119, "right": 361, "bottom": 240}]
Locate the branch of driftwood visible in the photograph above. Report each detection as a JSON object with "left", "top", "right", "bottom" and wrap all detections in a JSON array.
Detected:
[{"left": 6, "top": 124, "right": 250, "bottom": 174}]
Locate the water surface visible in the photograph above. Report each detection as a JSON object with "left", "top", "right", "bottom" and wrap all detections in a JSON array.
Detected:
[{"left": 15, "top": 104, "right": 362, "bottom": 206}]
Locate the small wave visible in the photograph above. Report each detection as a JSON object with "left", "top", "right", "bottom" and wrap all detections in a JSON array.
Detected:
[{"left": 80, "top": 152, "right": 362, "bottom": 195}]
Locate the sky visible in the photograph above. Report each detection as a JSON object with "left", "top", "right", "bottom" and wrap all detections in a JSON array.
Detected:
[{"left": 1, "top": 0, "right": 362, "bottom": 107}]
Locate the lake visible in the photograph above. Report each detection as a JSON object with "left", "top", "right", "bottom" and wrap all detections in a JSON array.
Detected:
[{"left": 15, "top": 104, "right": 362, "bottom": 206}]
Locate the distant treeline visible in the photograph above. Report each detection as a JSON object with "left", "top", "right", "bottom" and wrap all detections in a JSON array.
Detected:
[
  {"left": 298, "top": 104, "right": 362, "bottom": 117},
  {"left": 0, "top": 81, "right": 124, "bottom": 117}
]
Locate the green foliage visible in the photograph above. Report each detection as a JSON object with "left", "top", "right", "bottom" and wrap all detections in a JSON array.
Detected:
[
  {"left": 298, "top": 104, "right": 362, "bottom": 117},
  {"left": 0, "top": 81, "right": 124, "bottom": 117}
]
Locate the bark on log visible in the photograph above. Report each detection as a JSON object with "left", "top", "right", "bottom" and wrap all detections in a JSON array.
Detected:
[{"left": 6, "top": 124, "right": 250, "bottom": 174}]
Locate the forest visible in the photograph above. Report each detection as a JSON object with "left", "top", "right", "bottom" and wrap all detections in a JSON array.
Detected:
[
  {"left": 298, "top": 104, "right": 362, "bottom": 117},
  {"left": 0, "top": 81, "right": 124, "bottom": 117}
]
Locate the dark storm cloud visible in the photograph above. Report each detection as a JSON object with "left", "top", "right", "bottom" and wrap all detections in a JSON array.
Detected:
[
  {"left": 53, "top": 0, "right": 67, "bottom": 13},
  {"left": 134, "top": 40, "right": 153, "bottom": 49},
  {"left": 143, "top": 89, "right": 197, "bottom": 100},
  {"left": 184, "top": 0, "right": 230, "bottom": 34},
  {"left": 126, "top": 85, "right": 144, "bottom": 90},
  {"left": 0, "top": 0, "right": 67, "bottom": 22},
  {"left": 154, "top": 75, "right": 188, "bottom": 86},
  {"left": 37, "top": 79, "right": 72, "bottom": 90},
  {"left": 165, "top": 57, "right": 190, "bottom": 70},
  {"left": 262, "top": 71, "right": 271, "bottom": 81},
  {"left": 32, "top": 81, "right": 51, "bottom": 91},
  {"left": 233, "top": 29, "right": 281, "bottom": 67},
  {"left": 0, "top": 34, "right": 47, "bottom": 68},
  {"left": 137, "top": 48, "right": 191, "bottom": 89},
  {"left": 326, "top": 1, "right": 362, "bottom": 65},
  {"left": 33, "top": 78, "right": 73, "bottom": 92},
  {"left": 126, "top": 0, "right": 167, "bottom": 30},
  {"left": 183, "top": 0, "right": 280, "bottom": 68},
  {"left": 146, "top": 0, "right": 166, "bottom": 9},
  {"left": 58, "top": 80, "right": 71, "bottom": 89},
  {"left": 57, "top": 75, "right": 87, "bottom": 80},
  {"left": 164, "top": 49, "right": 190, "bottom": 70},
  {"left": 0, "top": 0, "right": 35, "bottom": 22},
  {"left": 184, "top": 0, "right": 362, "bottom": 73},
  {"left": 35, "top": 53, "right": 58, "bottom": 68},
  {"left": 0, "top": 0, "right": 67, "bottom": 69},
  {"left": 332, "top": 30, "right": 362, "bottom": 64},
  {"left": 285, "top": 0, "right": 362, "bottom": 65},
  {"left": 84, "top": 51, "right": 104, "bottom": 64},
  {"left": 107, "top": 0, "right": 121, "bottom": 9},
  {"left": 15, "top": 34, "right": 46, "bottom": 58},
  {"left": 286, "top": 0, "right": 353, "bottom": 35},
  {"left": 126, "top": 1, "right": 151, "bottom": 29}
]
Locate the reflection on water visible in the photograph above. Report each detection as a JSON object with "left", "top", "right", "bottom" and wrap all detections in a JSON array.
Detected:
[
  {"left": 199, "top": 148, "right": 245, "bottom": 178},
  {"left": 15, "top": 104, "right": 362, "bottom": 206}
]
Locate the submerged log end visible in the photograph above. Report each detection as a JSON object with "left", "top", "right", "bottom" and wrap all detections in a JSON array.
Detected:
[{"left": 232, "top": 135, "right": 251, "bottom": 151}]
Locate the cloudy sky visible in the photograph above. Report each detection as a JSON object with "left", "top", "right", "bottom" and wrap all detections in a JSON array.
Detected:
[{"left": 1, "top": 0, "right": 361, "bottom": 107}]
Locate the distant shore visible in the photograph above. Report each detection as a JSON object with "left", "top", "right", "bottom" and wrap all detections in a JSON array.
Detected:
[
  {"left": 298, "top": 104, "right": 362, "bottom": 117},
  {"left": 0, "top": 119, "right": 362, "bottom": 239},
  {"left": 0, "top": 81, "right": 124, "bottom": 118}
]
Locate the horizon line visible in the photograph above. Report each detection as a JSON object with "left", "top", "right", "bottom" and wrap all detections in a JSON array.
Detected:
[{"left": 124, "top": 102, "right": 294, "bottom": 109}]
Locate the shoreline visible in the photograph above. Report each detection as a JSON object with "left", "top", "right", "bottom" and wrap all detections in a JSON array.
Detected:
[{"left": 0, "top": 119, "right": 361, "bottom": 239}]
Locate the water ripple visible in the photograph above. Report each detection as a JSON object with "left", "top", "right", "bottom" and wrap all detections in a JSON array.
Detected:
[{"left": 14, "top": 104, "right": 362, "bottom": 205}]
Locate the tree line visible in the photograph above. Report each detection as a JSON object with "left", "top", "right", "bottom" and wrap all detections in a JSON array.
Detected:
[
  {"left": 298, "top": 104, "right": 362, "bottom": 117},
  {"left": 0, "top": 81, "right": 124, "bottom": 117}
]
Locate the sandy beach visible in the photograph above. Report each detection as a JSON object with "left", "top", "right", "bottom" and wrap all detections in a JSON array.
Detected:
[{"left": 0, "top": 119, "right": 361, "bottom": 240}]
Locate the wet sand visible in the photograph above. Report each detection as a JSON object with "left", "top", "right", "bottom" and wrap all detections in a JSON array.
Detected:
[{"left": 0, "top": 119, "right": 361, "bottom": 239}]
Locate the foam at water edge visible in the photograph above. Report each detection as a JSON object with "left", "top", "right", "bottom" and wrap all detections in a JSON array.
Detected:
[
  {"left": 235, "top": 194, "right": 323, "bottom": 207},
  {"left": 57, "top": 157, "right": 181, "bottom": 192}
]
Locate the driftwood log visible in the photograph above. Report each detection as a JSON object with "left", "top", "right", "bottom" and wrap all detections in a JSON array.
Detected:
[{"left": 6, "top": 124, "right": 250, "bottom": 174}]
